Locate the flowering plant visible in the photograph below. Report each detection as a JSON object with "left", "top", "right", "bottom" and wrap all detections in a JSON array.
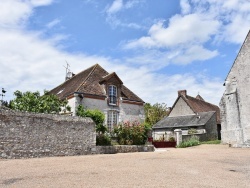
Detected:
[{"left": 113, "top": 121, "right": 150, "bottom": 145}]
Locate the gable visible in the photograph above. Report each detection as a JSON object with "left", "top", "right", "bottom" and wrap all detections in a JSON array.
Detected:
[
  {"left": 99, "top": 72, "right": 123, "bottom": 85},
  {"left": 225, "top": 30, "right": 250, "bottom": 83},
  {"left": 169, "top": 97, "right": 195, "bottom": 117},
  {"left": 169, "top": 90, "right": 221, "bottom": 124},
  {"left": 49, "top": 64, "right": 144, "bottom": 103}
]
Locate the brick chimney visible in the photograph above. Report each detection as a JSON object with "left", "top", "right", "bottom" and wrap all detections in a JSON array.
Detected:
[{"left": 178, "top": 90, "right": 187, "bottom": 97}]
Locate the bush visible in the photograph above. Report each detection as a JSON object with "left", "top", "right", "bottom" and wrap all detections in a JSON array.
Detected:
[
  {"left": 168, "top": 136, "right": 175, "bottom": 142},
  {"left": 96, "top": 134, "right": 111, "bottom": 146},
  {"left": 114, "top": 121, "right": 149, "bottom": 145},
  {"left": 188, "top": 128, "right": 198, "bottom": 135},
  {"left": 177, "top": 136, "right": 200, "bottom": 148},
  {"left": 76, "top": 105, "right": 105, "bottom": 134}
]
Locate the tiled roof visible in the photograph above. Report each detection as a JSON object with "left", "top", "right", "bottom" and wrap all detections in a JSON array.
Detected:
[
  {"left": 49, "top": 64, "right": 144, "bottom": 103},
  {"left": 171, "top": 90, "right": 221, "bottom": 124},
  {"left": 99, "top": 72, "right": 123, "bottom": 84},
  {"left": 153, "top": 111, "right": 216, "bottom": 129},
  {"left": 196, "top": 94, "right": 205, "bottom": 101},
  {"left": 121, "top": 85, "right": 144, "bottom": 102}
]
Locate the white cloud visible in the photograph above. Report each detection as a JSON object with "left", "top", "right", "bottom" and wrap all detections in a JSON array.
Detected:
[
  {"left": 106, "top": 0, "right": 123, "bottom": 14},
  {"left": 173, "top": 45, "right": 218, "bottom": 65},
  {"left": 125, "top": 14, "right": 220, "bottom": 49},
  {"left": 105, "top": 0, "right": 145, "bottom": 29},
  {"left": 187, "top": 0, "right": 250, "bottom": 44},
  {"left": 0, "top": 0, "right": 53, "bottom": 28},
  {"left": 0, "top": 0, "right": 227, "bottom": 107},
  {"left": 180, "top": 0, "right": 191, "bottom": 14},
  {"left": 0, "top": 0, "right": 32, "bottom": 27},
  {"left": 113, "top": 66, "right": 224, "bottom": 106},
  {"left": 46, "top": 19, "right": 61, "bottom": 29},
  {"left": 30, "top": 0, "right": 53, "bottom": 6},
  {"left": 123, "top": 0, "right": 250, "bottom": 66},
  {"left": 106, "top": 0, "right": 143, "bottom": 14}
]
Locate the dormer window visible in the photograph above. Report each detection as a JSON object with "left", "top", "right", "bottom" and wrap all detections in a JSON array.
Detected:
[{"left": 109, "top": 85, "right": 117, "bottom": 105}]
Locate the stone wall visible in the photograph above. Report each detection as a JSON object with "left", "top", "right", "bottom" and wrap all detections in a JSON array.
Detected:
[
  {"left": 220, "top": 31, "right": 250, "bottom": 146},
  {"left": 0, "top": 107, "right": 96, "bottom": 159},
  {"left": 96, "top": 145, "right": 154, "bottom": 154}
]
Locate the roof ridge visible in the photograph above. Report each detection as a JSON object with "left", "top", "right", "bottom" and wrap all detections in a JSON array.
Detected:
[
  {"left": 75, "top": 64, "right": 100, "bottom": 92},
  {"left": 186, "top": 94, "right": 219, "bottom": 108}
]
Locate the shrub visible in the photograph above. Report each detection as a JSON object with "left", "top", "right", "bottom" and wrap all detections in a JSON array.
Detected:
[
  {"left": 96, "top": 134, "right": 111, "bottom": 146},
  {"left": 76, "top": 105, "right": 105, "bottom": 134},
  {"left": 188, "top": 128, "right": 198, "bottom": 135},
  {"left": 177, "top": 136, "right": 200, "bottom": 148},
  {"left": 114, "top": 121, "right": 149, "bottom": 145},
  {"left": 168, "top": 136, "right": 175, "bottom": 142}
]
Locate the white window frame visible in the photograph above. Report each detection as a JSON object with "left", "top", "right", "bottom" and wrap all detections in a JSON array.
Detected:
[
  {"left": 108, "top": 85, "right": 117, "bottom": 105},
  {"left": 107, "top": 110, "right": 118, "bottom": 132}
]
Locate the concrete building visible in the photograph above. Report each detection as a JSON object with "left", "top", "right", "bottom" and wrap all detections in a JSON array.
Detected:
[
  {"left": 220, "top": 31, "right": 250, "bottom": 147},
  {"left": 49, "top": 64, "right": 145, "bottom": 131},
  {"left": 152, "top": 90, "right": 220, "bottom": 141}
]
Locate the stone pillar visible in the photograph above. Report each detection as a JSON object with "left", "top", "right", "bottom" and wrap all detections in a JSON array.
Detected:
[
  {"left": 174, "top": 129, "right": 182, "bottom": 146},
  {"left": 146, "top": 129, "right": 153, "bottom": 145}
]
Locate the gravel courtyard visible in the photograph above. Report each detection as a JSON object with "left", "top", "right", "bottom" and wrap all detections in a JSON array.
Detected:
[{"left": 0, "top": 144, "right": 250, "bottom": 188}]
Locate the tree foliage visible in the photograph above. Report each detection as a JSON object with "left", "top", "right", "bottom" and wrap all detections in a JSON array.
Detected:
[
  {"left": 76, "top": 105, "right": 106, "bottom": 134},
  {"left": 144, "top": 103, "right": 170, "bottom": 126},
  {"left": 9, "top": 90, "right": 70, "bottom": 113}
]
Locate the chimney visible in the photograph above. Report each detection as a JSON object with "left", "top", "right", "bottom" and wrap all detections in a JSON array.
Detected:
[{"left": 178, "top": 90, "right": 187, "bottom": 97}]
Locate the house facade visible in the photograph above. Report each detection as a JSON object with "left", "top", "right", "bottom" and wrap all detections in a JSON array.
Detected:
[
  {"left": 152, "top": 90, "right": 220, "bottom": 141},
  {"left": 49, "top": 64, "right": 145, "bottom": 131},
  {"left": 220, "top": 31, "right": 250, "bottom": 147},
  {"left": 153, "top": 111, "right": 217, "bottom": 142}
]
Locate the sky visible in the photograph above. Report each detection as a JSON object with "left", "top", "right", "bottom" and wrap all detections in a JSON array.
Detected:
[{"left": 0, "top": 0, "right": 250, "bottom": 107}]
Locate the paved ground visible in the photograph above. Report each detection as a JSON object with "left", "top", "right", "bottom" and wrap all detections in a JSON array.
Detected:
[{"left": 0, "top": 144, "right": 250, "bottom": 188}]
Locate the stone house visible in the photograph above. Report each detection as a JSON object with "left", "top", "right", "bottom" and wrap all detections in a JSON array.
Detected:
[
  {"left": 49, "top": 64, "right": 145, "bottom": 131},
  {"left": 220, "top": 30, "right": 250, "bottom": 147},
  {"left": 152, "top": 111, "right": 217, "bottom": 142},
  {"left": 152, "top": 90, "right": 220, "bottom": 141}
]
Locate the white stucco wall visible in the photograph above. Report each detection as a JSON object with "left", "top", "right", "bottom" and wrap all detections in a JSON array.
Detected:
[
  {"left": 68, "top": 95, "right": 144, "bottom": 127},
  {"left": 67, "top": 97, "right": 77, "bottom": 116},
  {"left": 169, "top": 97, "right": 194, "bottom": 117},
  {"left": 119, "top": 102, "right": 145, "bottom": 122},
  {"left": 152, "top": 130, "right": 174, "bottom": 141}
]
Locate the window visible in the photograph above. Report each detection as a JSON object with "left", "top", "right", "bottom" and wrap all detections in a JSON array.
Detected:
[
  {"left": 107, "top": 111, "right": 118, "bottom": 131},
  {"left": 108, "top": 85, "right": 117, "bottom": 105}
]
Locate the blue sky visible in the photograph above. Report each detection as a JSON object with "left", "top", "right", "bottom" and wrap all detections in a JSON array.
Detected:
[{"left": 0, "top": 0, "right": 250, "bottom": 106}]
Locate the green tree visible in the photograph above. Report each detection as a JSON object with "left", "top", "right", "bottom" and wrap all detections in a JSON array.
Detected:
[
  {"left": 9, "top": 90, "right": 70, "bottom": 113},
  {"left": 76, "top": 105, "right": 110, "bottom": 146},
  {"left": 76, "top": 105, "right": 106, "bottom": 134},
  {"left": 144, "top": 102, "right": 170, "bottom": 126}
]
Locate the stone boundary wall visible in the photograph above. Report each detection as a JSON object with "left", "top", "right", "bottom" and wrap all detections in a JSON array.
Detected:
[
  {"left": 0, "top": 107, "right": 96, "bottom": 159},
  {"left": 95, "top": 145, "right": 154, "bottom": 154}
]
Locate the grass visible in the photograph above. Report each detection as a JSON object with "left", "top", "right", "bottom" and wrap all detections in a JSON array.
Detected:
[
  {"left": 200, "top": 140, "right": 221, "bottom": 144},
  {"left": 177, "top": 136, "right": 200, "bottom": 148}
]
